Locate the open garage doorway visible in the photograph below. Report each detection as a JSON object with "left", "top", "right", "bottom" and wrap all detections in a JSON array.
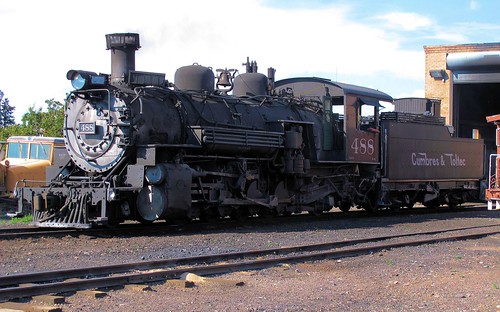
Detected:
[{"left": 453, "top": 83, "right": 500, "bottom": 155}]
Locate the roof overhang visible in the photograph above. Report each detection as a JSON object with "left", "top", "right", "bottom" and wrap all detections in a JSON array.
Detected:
[
  {"left": 274, "top": 77, "right": 393, "bottom": 102},
  {"left": 447, "top": 51, "right": 500, "bottom": 84}
]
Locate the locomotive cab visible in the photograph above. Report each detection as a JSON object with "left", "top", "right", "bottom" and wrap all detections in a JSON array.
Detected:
[{"left": 273, "top": 77, "right": 392, "bottom": 164}]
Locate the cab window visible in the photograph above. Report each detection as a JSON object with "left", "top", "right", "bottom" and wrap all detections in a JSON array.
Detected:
[
  {"left": 356, "top": 98, "right": 380, "bottom": 131},
  {"left": 7, "top": 142, "right": 29, "bottom": 158},
  {"left": 30, "top": 143, "right": 51, "bottom": 160}
]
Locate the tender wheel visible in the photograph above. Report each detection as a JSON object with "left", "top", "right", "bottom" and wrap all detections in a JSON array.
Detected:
[
  {"left": 444, "top": 192, "right": 461, "bottom": 209},
  {"left": 403, "top": 194, "right": 415, "bottom": 209}
]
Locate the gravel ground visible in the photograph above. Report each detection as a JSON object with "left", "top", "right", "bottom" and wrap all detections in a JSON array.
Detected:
[{"left": 1, "top": 207, "right": 499, "bottom": 311}]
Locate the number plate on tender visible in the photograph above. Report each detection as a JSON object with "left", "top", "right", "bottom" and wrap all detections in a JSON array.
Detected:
[{"left": 79, "top": 122, "right": 96, "bottom": 134}]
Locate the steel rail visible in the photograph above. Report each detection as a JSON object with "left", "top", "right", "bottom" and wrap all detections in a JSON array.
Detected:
[
  {"left": 0, "top": 204, "right": 492, "bottom": 240},
  {"left": 0, "top": 226, "right": 498, "bottom": 302},
  {"left": 0, "top": 224, "right": 497, "bottom": 287},
  {"left": 0, "top": 227, "right": 76, "bottom": 237}
]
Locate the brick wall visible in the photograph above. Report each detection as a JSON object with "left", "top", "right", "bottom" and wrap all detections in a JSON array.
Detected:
[{"left": 424, "top": 43, "right": 500, "bottom": 124}]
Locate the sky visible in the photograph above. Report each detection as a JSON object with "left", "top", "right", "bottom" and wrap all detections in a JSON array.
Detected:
[{"left": 1, "top": 0, "right": 499, "bottom": 122}]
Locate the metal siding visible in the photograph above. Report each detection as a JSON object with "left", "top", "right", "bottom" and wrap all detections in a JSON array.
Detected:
[
  {"left": 394, "top": 98, "right": 427, "bottom": 114},
  {"left": 384, "top": 121, "right": 484, "bottom": 180}
]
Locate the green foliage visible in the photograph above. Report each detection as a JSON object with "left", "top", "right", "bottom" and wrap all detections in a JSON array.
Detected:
[
  {"left": 21, "top": 99, "right": 65, "bottom": 137},
  {"left": 0, "top": 98, "right": 65, "bottom": 141},
  {"left": 0, "top": 90, "right": 17, "bottom": 134},
  {"left": 0, "top": 97, "right": 16, "bottom": 127},
  {"left": 0, "top": 214, "right": 33, "bottom": 225},
  {"left": 0, "top": 124, "right": 31, "bottom": 141},
  {"left": 41, "top": 99, "right": 65, "bottom": 137}
]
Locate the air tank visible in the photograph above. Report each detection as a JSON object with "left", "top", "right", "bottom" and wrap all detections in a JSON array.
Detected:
[
  {"left": 233, "top": 72, "right": 268, "bottom": 97},
  {"left": 174, "top": 64, "right": 215, "bottom": 92}
]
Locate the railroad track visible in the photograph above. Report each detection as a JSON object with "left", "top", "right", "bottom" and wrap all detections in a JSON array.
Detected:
[
  {"left": 0, "top": 227, "right": 76, "bottom": 238},
  {"left": 0, "top": 224, "right": 498, "bottom": 303},
  {"left": 0, "top": 203, "right": 492, "bottom": 240}
]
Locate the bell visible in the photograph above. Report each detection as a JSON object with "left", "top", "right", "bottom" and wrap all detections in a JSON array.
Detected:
[{"left": 216, "top": 69, "right": 232, "bottom": 87}]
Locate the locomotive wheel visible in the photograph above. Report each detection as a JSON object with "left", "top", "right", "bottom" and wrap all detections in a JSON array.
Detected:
[
  {"left": 364, "top": 201, "right": 377, "bottom": 213},
  {"left": 105, "top": 220, "right": 121, "bottom": 228},
  {"left": 276, "top": 204, "right": 291, "bottom": 216},
  {"left": 167, "top": 217, "right": 191, "bottom": 226},
  {"left": 259, "top": 207, "right": 277, "bottom": 219},
  {"left": 308, "top": 200, "right": 325, "bottom": 216},
  {"left": 308, "top": 207, "right": 323, "bottom": 217},
  {"left": 200, "top": 207, "right": 220, "bottom": 223},
  {"left": 363, "top": 194, "right": 379, "bottom": 213},
  {"left": 137, "top": 215, "right": 154, "bottom": 225},
  {"left": 339, "top": 202, "right": 351, "bottom": 212},
  {"left": 230, "top": 206, "right": 248, "bottom": 221},
  {"left": 390, "top": 204, "right": 401, "bottom": 212}
]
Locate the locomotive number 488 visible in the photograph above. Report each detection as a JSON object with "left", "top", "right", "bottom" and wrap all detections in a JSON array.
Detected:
[
  {"left": 350, "top": 138, "right": 375, "bottom": 155},
  {"left": 79, "top": 122, "right": 96, "bottom": 134}
]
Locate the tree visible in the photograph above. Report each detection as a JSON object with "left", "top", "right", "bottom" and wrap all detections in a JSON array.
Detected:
[
  {"left": 20, "top": 99, "right": 65, "bottom": 137},
  {"left": 41, "top": 99, "right": 65, "bottom": 137},
  {"left": 0, "top": 97, "right": 65, "bottom": 141},
  {"left": 0, "top": 124, "right": 30, "bottom": 141},
  {"left": 0, "top": 90, "right": 16, "bottom": 127}
]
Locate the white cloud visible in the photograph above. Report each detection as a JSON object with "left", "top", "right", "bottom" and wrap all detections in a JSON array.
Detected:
[
  {"left": 426, "top": 31, "right": 469, "bottom": 43},
  {"left": 470, "top": 0, "right": 480, "bottom": 10},
  {"left": 395, "top": 89, "right": 425, "bottom": 99},
  {"left": 376, "top": 12, "right": 433, "bottom": 31}
]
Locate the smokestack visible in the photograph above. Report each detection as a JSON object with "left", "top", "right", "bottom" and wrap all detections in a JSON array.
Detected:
[{"left": 105, "top": 33, "right": 141, "bottom": 85}]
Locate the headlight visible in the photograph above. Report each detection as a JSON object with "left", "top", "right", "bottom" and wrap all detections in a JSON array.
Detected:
[{"left": 67, "top": 70, "right": 107, "bottom": 90}]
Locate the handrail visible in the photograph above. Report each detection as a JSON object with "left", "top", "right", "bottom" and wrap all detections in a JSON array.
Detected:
[{"left": 488, "top": 153, "right": 499, "bottom": 189}]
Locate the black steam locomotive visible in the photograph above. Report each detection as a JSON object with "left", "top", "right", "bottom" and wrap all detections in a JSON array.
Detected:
[{"left": 17, "top": 33, "right": 485, "bottom": 228}]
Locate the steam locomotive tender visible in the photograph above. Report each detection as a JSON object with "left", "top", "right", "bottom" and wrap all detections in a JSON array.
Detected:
[{"left": 17, "top": 33, "right": 485, "bottom": 228}]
